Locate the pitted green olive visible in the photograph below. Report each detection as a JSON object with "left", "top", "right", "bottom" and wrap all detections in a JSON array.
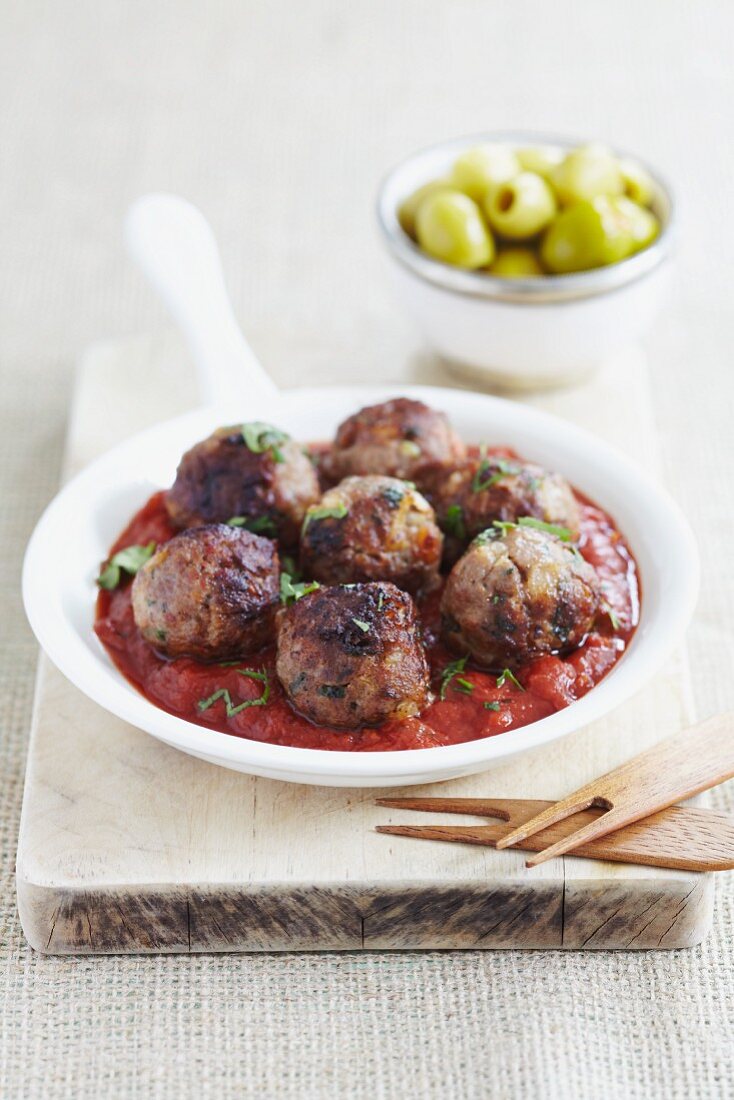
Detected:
[
  {"left": 415, "top": 190, "right": 495, "bottom": 269},
  {"left": 489, "top": 248, "right": 544, "bottom": 278},
  {"left": 619, "top": 158, "right": 655, "bottom": 207},
  {"left": 551, "top": 144, "right": 624, "bottom": 205},
  {"left": 614, "top": 196, "right": 659, "bottom": 251},
  {"left": 451, "top": 145, "right": 520, "bottom": 201},
  {"left": 516, "top": 145, "right": 565, "bottom": 179},
  {"left": 540, "top": 197, "right": 635, "bottom": 273},
  {"left": 483, "top": 172, "right": 557, "bottom": 240},
  {"left": 399, "top": 139, "right": 662, "bottom": 275},
  {"left": 398, "top": 179, "right": 453, "bottom": 238}
]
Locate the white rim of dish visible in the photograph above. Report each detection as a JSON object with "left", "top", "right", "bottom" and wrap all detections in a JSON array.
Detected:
[
  {"left": 23, "top": 383, "right": 698, "bottom": 779},
  {"left": 376, "top": 130, "right": 676, "bottom": 305}
]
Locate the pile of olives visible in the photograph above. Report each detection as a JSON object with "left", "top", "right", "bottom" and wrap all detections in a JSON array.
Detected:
[{"left": 398, "top": 142, "right": 660, "bottom": 277}]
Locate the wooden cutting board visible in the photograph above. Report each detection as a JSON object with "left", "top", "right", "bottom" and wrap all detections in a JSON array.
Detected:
[{"left": 16, "top": 333, "right": 712, "bottom": 953}]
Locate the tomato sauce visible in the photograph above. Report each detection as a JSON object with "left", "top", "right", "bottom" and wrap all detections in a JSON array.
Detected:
[{"left": 95, "top": 470, "right": 640, "bottom": 753}]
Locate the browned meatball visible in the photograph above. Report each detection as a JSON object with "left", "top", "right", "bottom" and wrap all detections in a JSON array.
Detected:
[
  {"left": 432, "top": 455, "right": 581, "bottom": 562},
  {"left": 326, "top": 398, "right": 466, "bottom": 490},
  {"left": 166, "top": 423, "right": 320, "bottom": 548},
  {"left": 276, "top": 582, "right": 431, "bottom": 729},
  {"left": 132, "top": 524, "right": 280, "bottom": 660},
  {"left": 300, "top": 476, "right": 443, "bottom": 594},
  {"left": 441, "top": 526, "right": 600, "bottom": 668}
]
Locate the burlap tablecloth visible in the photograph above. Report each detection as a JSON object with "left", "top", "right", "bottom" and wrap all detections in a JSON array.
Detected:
[{"left": 2, "top": 2, "right": 734, "bottom": 1095}]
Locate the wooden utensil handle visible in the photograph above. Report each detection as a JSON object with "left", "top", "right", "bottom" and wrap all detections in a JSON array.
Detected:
[
  {"left": 378, "top": 804, "right": 734, "bottom": 871},
  {"left": 597, "top": 711, "right": 734, "bottom": 804},
  {"left": 523, "top": 712, "right": 734, "bottom": 865}
]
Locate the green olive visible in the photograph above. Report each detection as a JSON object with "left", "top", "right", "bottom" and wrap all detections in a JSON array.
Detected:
[
  {"left": 551, "top": 144, "right": 624, "bottom": 205},
  {"left": 398, "top": 179, "right": 453, "bottom": 239},
  {"left": 489, "top": 248, "right": 544, "bottom": 278},
  {"left": 451, "top": 145, "right": 520, "bottom": 201},
  {"left": 483, "top": 172, "right": 557, "bottom": 240},
  {"left": 415, "top": 190, "right": 495, "bottom": 268},
  {"left": 619, "top": 158, "right": 654, "bottom": 207},
  {"left": 613, "top": 196, "right": 660, "bottom": 252},
  {"left": 540, "top": 197, "right": 635, "bottom": 273},
  {"left": 516, "top": 145, "right": 565, "bottom": 179}
]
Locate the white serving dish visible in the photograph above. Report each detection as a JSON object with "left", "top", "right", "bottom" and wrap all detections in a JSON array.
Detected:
[
  {"left": 22, "top": 196, "right": 697, "bottom": 787},
  {"left": 23, "top": 394, "right": 699, "bottom": 788},
  {"left": 376, "top": 132, "right": 676, "bottom": 390}
]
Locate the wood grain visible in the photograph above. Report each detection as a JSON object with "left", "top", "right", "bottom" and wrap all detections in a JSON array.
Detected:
[
  {"left": 376, "top": 798, "right": 734, "bottom": 871},
  {"left": 497, "top": 713, "right": 734, "bottom": 864},
  {"left": 15, "top": 334, "right": 714, "bottom": 954}
]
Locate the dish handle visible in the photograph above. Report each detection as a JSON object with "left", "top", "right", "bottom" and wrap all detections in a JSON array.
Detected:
[{"left": 125, "top": 193, "right": 279, "bottom": 411}]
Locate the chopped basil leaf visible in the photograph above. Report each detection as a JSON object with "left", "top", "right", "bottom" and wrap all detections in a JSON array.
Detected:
[
  {"left": 496, "top": 668, "right": 524, "bottom": 692},
  {"left": 444, "top": 504, "right": 466, "bottom": 541},
  {"left": 439, "top": 655, "right": 469, "bottom": 701},
  {"left": 352, "top": 618, "right": 370, "bottom": 633},
  {"left": 227, "top": 514, "right": 277, "bottom": 538},
  {"left": 97, "top": 541, "right": 156, "bottom": 590},
  {"left": 517, "top": 517, "right": 572, "bottom": 541},
  {"left": 197, "top": 668, "right": 270, "bottom": 716},
  {"left": 454, "top": 677, "right": 474, "bottom": 694},
  {"left": 489, "top": 517, "right": 573, "bottom": 542},
  {"left": 472, "top": 457, "right": 520, "bottom": 494},
  {"left": 484, "top": 701, "right": 501, "bottom": 712},
  {"left": 280, "top": 555, "right": 300, "bottom": 581},
  {"left": 280, "top": 572, "right": 320, "bottom": 605},
  {"left": 241, "top": 422, "right": 289, "bottom": 464},
  {"left": 302, "top": 502, "right": 348, "bottom": 531}
]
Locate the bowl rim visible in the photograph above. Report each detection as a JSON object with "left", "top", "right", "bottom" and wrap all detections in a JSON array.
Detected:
[
  {"left": 22, "top": 382, "right": 699, "bottom": 782},
  {"left": 376, "top": 130, "right": 676, "bottom": 305}
]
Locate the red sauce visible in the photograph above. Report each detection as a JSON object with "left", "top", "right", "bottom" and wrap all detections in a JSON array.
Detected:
[{"left": 95, "top": 471, "right": 639, "bottom": 753}]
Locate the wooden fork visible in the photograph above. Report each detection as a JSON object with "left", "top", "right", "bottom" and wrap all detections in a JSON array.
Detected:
[
  {"left": 377, "top": 712, "right": 734, "bottom": 870},
  {"left": 376, "top": 797, "right": 734, "bottom": 871}
]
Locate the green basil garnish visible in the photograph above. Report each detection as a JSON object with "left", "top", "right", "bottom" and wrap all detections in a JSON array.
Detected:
[
  {"left": 97, "top": 542, "right": 156, "bottom": 590},
  {"left": 472, "top": 457, "right": 520, "bottom": 494},
  {"left": 280, "top": 572, "right": 320, "bottom": 605},
  {"left": 241, "top": 422, "right": 289, "bottom": 464},
  {"left": 227, "top": 515, "right": 277, "bottom": 537},
  {"left": 197, "top": 669, "right": 270, "bottom": 716},
  {"left": 302, "top": 503, "right": 348, "bottom": 531},
  {"left": 444, "top": 504, "right": 466, "bottom": 541},
  {"left": 439, "top": 655, "right": 469, "bottom": 701},
  {"left": 496, "top": 668, "right": 524, "bottom": 692}
]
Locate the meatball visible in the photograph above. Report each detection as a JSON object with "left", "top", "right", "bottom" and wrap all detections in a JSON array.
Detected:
[
  {"left": 166, "top": 423, "right": 320, "bottom": 548},
  {"left": 132, "top": 524, "right": 280, "bottom": 660},
  {"left": 300, "top": 476, "right": 443, "bottom": 594},
  {"left": 276, "top": 582, "right": 431, "bottom": 729},
  {"left": 441, "top": 526, "right": 601, "bottom": 668},
  {"left": 432, "top": 454, "right": 581, "bottom": 561},
  {"left": 326, "top": 398, "right": 466, "bottom": 490}
]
